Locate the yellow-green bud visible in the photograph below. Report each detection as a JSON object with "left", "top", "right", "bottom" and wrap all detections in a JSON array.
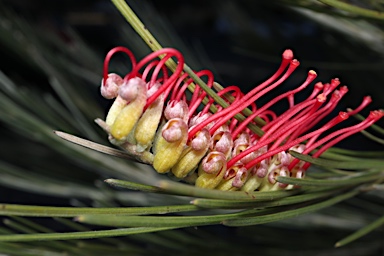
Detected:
[
  {"left": 153, "top": 118, "right": 188, "bottom": 173},
  {"left": 110, "top": 77, "right": 147, "bottom": 140}
]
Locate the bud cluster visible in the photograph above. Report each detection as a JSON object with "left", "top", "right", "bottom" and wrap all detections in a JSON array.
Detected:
[{"left": 98, "top": 47, "right": 383, "bottom": 192}]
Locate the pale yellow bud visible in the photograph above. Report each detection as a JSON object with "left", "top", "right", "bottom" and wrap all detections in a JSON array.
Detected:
[
  {"left": 134, "top": 95, "right": 164, "bottom": 152},
  {"left": 171, "top": 146, "right": 208, "bottom": 178},
  {"left": 195, "top": 152, "right": 226, "bottom": 189},
  {"left": 110, "top": 78, "right": 147, "bottom": 140},
  {"left": 216, "top": 179, "right": 238, "bottom": 191},
  {"left": 241, "top": 174, "right": 264, "bottom": 192},
  {"left": 153, "top": 118, "right": 188, "bottom": 173},
  {"left": 105, "top": 96, "right": 127, "bottom": 127}
]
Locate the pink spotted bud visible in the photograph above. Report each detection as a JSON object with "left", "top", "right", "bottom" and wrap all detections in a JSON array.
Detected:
[
  {"left": 118, "top": 77, "right": 142, "bottom": 101},
  {"left": 232, "top": 167, "right": 249, "bottom": 188},
  {"left": 267, "top": 166, "right": 289, "bottom": 185},
  {"left": 153, "top": 118, "right": 188, "bottom": 174},
  {"left": 256, "top": 160, "right": 268, "bottom": 178},
  {"left": 201, "top": 151, "right": 226, "bottom": 174},
  {"left": 101, "top": 73, "right": 123, "bottom": 99},
  {"left": 162, "top": 118, "right": 187, "bottom": 143},
  {"left": 277, "top": 151, "right": 291, "bottom": 166},
  {"left": 195, "top": 152, "right": 226, "bottom": 189},
  {"left": 164, "top": 100, "right": 189, "bottom": 123},
  {"left": 189, "top": 112, "right": 213, "bottom": 129},
  {"left": 190, "top": 128, "right": 210, "bottom": 151},
  {"left": 210, "top": 130, "right": 233, "bottom": 159}
]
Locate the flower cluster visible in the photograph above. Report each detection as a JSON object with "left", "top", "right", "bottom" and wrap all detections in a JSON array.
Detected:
[{"left": 97, "top": 46, "right": 383, "bottom": 192}]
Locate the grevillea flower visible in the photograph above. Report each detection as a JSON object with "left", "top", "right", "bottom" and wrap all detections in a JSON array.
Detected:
[{"left": 98, "top": 46, "right": 383, "bottom": 192}]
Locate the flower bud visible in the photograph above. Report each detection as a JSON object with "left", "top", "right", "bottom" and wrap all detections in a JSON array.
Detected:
[
  {"left": 153, "top": 118, "right": 188, "bottom": 173},
  {"left": 110, "top": 77, "right": 147, "bottom": 140},
  {"left": 170, "top": 128, "right": 210, "bottom": 178},
  {"left": 164, "top": 100, "right": 189, "bottom": 123},
  {"left": 210, "top": 129, "right": 233, "bottom": 159},
  {"left": 241, "top": 168, "right": 264, "bottom": 192},
  {"left": 101, "top": 73, "right": 123, "bottom": 99},
  {"left": 195, "top": 151, "right": 226, "bottom": 189},
  {"left": 134, "top": 82, "right": 164, "bottom": 152}
]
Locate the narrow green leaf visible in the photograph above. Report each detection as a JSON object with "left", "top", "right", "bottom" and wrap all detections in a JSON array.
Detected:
[
  {"left": 7, "top": 217, "right": 81, "bottom": 253},
  {"left": 0, "top": 204, "right": 198, "bottom": 217},
  {"left": 104, "top": 178, "right": 162, "bottom": 193},
  {"left": 192, "top": 189, "right": 341, "bottom": 209},
  {"left": 318, "top": 0, "right": 384, "bottom": 20},
  {"left": 157, "top": 180, "right": 300, "bottom": 200},
  {"left": 326, "top": 147, "right": 384, "bottom": 158},
  {"left": 335, "top": 214, "right": 384, "bottom": 247},
  {"left": 289, "top": 150, "right": 384, "bottom": 169},
  {"left": 77, "top": 211, "right": 248, "bottom": 228},
  {"left": 277, "top": 169, "right": 382, "bottom": 187},
  {"left": 223, "top": 190, "right": 359, "bottom": 226},
  {"left": 54, "top": 217, "right": 132, "bottom": 248},
  {"left": 0, "top": 227, "right": 177, "bottom": 242}
]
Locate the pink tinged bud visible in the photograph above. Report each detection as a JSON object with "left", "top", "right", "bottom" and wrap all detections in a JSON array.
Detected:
[
  {"left": 110, "top": 77, "right": 147, "bottom": 140},
  {"left": 189, "top": 112, "right": 212, "bottom": 129},
  {"left": 162, "top": 119, "right": 187, "bottom": 142},
  {"left": 164, "top": 100, "right": 189, "bottom": 123},
  {"left": 215, "top": 164, "right": 246, "bottom": 191},
  {"left": 233, "top": 132, "right": 250, "bottom": 147},
  {"left": 232, "top": 167, "right": 249, "bottom": 188},
  {"left": 256, "top": 161, "right": 268, "bottom": 178},
  {"left": 118, "top": 78, "right": 140, "bottom": 101},
  {"left": 101, "top": 73, "right": 123, "bottom": 99},
  {"left": 276, "top": 151, "right": 291, "bottom": 166},
  {"left": 232, "top": 133, "right": 253, "bottom": 163},
  {"left": 153, "top": 118, "right": 188, "bottom": 173},
  {"left": 210, "top": 130, "right": 233, "bottom": 159},
  {"left": 195, "top": 152, "right": 226, "bottom": 189},
  {"left": 190, "top": 128, "right": 210, "bottom": 151},
  {"left": 259, "top": 166, "right": 289, "bottom": 192},
  {"left": 200, "top": 151, "right": 226, "bottom": 175}
]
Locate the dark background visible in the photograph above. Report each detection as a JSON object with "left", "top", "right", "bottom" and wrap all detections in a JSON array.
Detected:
[{"left": 0, "top": 1, "right": 383, "bottom": 255}]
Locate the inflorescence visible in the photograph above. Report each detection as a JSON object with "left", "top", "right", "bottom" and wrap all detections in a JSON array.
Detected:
[{"left": 97, "top": 47, "right": 383, "bottom": 192}]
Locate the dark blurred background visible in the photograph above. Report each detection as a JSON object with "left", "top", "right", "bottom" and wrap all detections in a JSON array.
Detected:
[
  {"left": 1, "top": 0, "right": 384, "bottom": 207},
  {"left": 2, "top": 0, "right": 383, "bottom": 147},
  {"left": 0, "top": 1, "right": 383, "bottom": 255}
]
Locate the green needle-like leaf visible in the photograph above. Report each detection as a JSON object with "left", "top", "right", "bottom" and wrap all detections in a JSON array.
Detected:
[
  {"left": 223, "top": 190, "right": 359, "bottom": 226},
  {"left": 77, "top": 211, "right": 249, "bottom": 228},
  {"left": 335, "top": 214, "right": 384, "bottom": 247},
  {"left": 0, "top": 227, "right": 178, "bottom": 242},
  {"left": 290, "top": 150, "right": 384, "bottom": 169},
  {"left": 0, "top": 204, "right": 198, "bottom": 217},
  {"left": 105, "top": 178, "right": 163, "bottom": 193},
  {"left": 277, "top": 169, "right": 383, "bottom": 187},
  {"left": 192, "top": 189, "right": 343, "bottom": 209},
  {"left": 156, "top": 180, "right": 300, "bottom": 200},
  {"left": 317, "top": 0, "right": 384, "bottom": 20}
]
